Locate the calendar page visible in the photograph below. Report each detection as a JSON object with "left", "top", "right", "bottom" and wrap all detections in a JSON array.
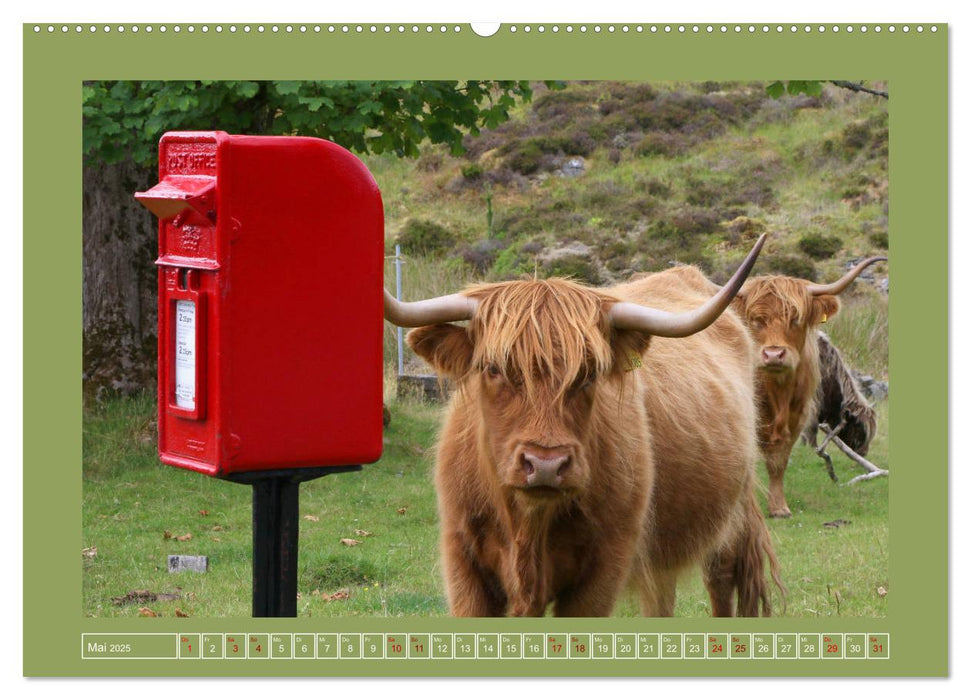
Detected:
[{"left": 23, "top": 20, "right": 947, "bottom": 678}]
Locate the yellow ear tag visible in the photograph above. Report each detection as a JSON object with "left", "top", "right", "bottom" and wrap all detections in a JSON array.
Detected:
[
  {"left": 627, "top": 355, "right": 643, "bottom": 372},
  {"left": 821, "top": 313, "right": 828, "bottom": 323}
]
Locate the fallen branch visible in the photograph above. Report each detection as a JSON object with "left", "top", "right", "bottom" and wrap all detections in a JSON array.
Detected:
[
  {"left": 814, "top": 420, "right": 847, "bottom": 483},
  {"left": 811, "top": 422, "right": 888, "bottom": 485},
  {"left": 818, "top": 419, "right": 847, "bottom": 452},
  {"left": 828, "top": 434, "right": 889, "bottom": 485},
  {"left": 844, "top": 470, "right": 889, "bottom": 485}
]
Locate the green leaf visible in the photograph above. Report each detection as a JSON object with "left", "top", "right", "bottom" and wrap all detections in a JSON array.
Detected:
[
  {"left": 804, "top": 80, "right": 824, "bottom": 97},
  {"left": 235, "top": 81, "right": 260, "bottom": 99},
  {"left": 766, "top": 81, "right": 785, "bottom": 99},
  {"left": 273, "top": 81, "right": 301, "bottom": 96}
]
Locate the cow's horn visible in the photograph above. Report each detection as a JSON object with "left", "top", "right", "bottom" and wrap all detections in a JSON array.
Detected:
[
  {"left": 608, "top": 234, "right": 766, "bottom": 338},
  {"left": 806, "top": 256, "right": 888, "bottom": 296},
  {"left": 383, "top": 288, "right": 478, "bottom": 327}
]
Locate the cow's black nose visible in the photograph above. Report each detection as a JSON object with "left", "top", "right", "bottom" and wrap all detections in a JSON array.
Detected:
[{"left": 522, "top": 450, "right": 571, "bottom": 488}]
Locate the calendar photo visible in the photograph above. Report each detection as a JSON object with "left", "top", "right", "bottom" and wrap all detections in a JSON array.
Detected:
[{"left": 23, "top": 21, "right": 946, "bottom": 678}]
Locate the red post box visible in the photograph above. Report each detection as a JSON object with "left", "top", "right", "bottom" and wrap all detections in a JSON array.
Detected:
[{"left": 136, "top": 131, "right": 384, "bottom": 478}]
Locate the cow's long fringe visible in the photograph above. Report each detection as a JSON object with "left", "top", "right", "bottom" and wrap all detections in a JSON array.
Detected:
[
  {"left": 736, "top": 488, "right": 787, "bottom": 616},
  {"left": 737, "top": 275, "right": 823, "bottom": 327},
  {"left": 464, "top": 279, "right": 618, "bottom": 405}
]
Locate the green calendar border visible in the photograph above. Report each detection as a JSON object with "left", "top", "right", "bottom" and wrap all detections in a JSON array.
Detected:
[{"left": 23, "top": 22, "right": 948, "bottom": 677}]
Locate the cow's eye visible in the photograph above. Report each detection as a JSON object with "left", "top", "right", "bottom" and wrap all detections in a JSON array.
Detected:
[
  {"left": 485, "top": 364, "right": 503, "bottom": 379},
  {"left": 570, "top": 375, "right": 595, "bottom": 395}
]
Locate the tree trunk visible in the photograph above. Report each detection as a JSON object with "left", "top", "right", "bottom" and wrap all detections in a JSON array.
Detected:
[{"left": 82, "top": 159, "right": 158, "bottom": 398}]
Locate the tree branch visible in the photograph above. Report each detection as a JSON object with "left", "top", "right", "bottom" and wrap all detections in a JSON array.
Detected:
[
  {"left": 829, "top": 80, "right": 889, "bottom": 99},
  {"left": 828, "top": 434, "right": 890, "bottom": 484}
]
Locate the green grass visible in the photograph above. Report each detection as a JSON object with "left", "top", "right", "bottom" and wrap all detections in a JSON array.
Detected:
[
  {"left": 83, "top": 393, "right": 888, "bottom": 618},
  {"left": 83, "top": 393, "right": 447, "bottom": 618}
]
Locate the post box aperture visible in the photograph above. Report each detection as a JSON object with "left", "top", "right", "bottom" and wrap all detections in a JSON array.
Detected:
[{"left": 137, "top": 131, "right": 385, "bottom": 477}]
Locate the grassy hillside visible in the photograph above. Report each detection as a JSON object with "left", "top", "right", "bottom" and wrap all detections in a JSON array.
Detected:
[{"left": 369, "top": 80, "right": 889, "bottom": 378}]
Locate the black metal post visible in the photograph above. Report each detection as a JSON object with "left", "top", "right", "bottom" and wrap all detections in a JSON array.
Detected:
[
  {"left": 229, "top": 466, "right": 362, "bottom": 617},
  {"left": 251, "top": 478, "right": 300, "bottom": 617}
]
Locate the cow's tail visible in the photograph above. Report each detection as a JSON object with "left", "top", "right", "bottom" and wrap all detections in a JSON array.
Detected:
[{"left": 736, "top": 488, "right": 787, "bottom": 617}]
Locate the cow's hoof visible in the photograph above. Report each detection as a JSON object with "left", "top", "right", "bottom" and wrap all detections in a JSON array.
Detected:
[{"left": 769, "top": 509, "right": 792, "bottom": 519}]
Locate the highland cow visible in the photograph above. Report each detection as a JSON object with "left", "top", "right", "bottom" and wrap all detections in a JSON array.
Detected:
[
  {"left": 384, "top": 236, "right": 782, "bottom": 617},
  {"left": 729, "top": 257, "right": 887, "bottom": 517}
]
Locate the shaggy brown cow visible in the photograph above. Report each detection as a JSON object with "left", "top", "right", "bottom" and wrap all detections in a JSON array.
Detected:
[
  {"left": 730, "top": 257, "right": 887, "bottom": 518},
  {"left": 384, "top": 236, "right": 782, "bottom": 617},
  {"left": 803, "top": 330, "right": 877, "bottom": 457}
]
